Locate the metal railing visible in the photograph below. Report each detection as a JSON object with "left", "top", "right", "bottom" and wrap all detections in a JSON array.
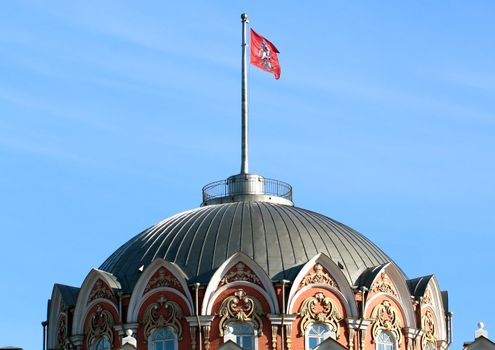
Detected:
[{"left": 202, "top": 176, "right": 293, "bottom": 203}]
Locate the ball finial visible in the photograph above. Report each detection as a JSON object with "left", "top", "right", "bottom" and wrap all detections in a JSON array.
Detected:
[
  {"left": 126, "top": 329, "right": 133, "bottom": 336},
  {"left": 479, "top": 322, "right": 485, "bottom": 329},
  {"left": 241, "top": 13, "right": 248, "bottom": 21}
]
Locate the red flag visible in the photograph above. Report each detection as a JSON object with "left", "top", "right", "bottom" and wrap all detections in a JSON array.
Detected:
[{"left": 250, "top": 28, "right": 281, "bottom": 80}]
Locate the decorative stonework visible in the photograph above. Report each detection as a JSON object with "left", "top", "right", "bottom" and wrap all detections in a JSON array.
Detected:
[
  {"left": 86, "top": 305, "right": 114, "bottom": 347},
  {"left": 87, "top": 279, "right": 115, "bottom": 305},
  {"left": 56, "top": 313, "right": 67, "bottom": 349},
  {"left": 298, "top": 292, "right": 341, "bottom": 338},
  {"left": 300, "top": 263, "right": 338, "bottom": 288},
  {"left": 218, "top": 289, "right": 264, "bottom": 336},
  {"left": 421, "top": 310, "right": 436, "bottom": 349},
  {"left": 143, "top": 296, "right": 184, "bottom": 339},
  {"left": 219, "top": 262, "right": 262, "bottom": 286},
  {"left": 421, "top": 289, "right": 433, "bottom": 305},
  {"left": 203, "top": 325, "right": 211, "bottom": 350},
  {"left": 143, "top": 267, "right": 181, "bottom": 295},
  {"left": 371, "top": 300, "right": 402, "bottom": 345},
  {"left": 271, "top": 325, "right": 279, "bottom": 350},
  {"left": 371, "top": 272, "right": 398, "bottom": 297}
]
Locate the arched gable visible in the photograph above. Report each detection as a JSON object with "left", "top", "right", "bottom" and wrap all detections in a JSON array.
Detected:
[
  {"left": 286, "top": 253, "right": 358, "bottom": 318},
  {"left": 127, "top": 258, "right": 194, "bottom": 322},
  {"left": 419, "top": 276, "right": 447, "bottom": 342},
  {"left": 72, "top": 269, "right": 121, "bottom": 335},
  {"left": 202, "top": 252, "right": 279, "bottom": 314},
  {"left": 363, "top": 263, "right": 415, "bottom": 330},
  {"left": 47, "top": 286, "right": 66, "bottom": 349}
]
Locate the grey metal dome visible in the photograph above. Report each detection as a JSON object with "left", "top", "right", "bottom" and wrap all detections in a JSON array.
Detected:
[{"left": 100, "top": 201, "right": 393, "bottom": 291}]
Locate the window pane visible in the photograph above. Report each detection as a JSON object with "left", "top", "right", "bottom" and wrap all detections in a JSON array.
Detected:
[
  {"left": 309, "top": 337, "right": 319, "bottom": 349},
  {"left": 242, "top": 336, "right": 253, "bottom": 350},
  {"left": 229, "top": 322, "right": 255, "bottom": 349},
  {"left": 96, "top": 337, "right": 110, "bottom": 350}
]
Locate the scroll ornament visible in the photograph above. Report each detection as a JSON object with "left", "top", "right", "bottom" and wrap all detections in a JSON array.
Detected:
[
  {"left": 300, "top": 264, "right": 338, "bottom": 288},
  {"left": 143, "top": 267, "right": 181, "bottom": 295},
  {"left": 371, "top": 273, "right": 398, "bottom": 297},
  {"left": 218, "top": 289, "right": 264, "bottom": 336},
  {"left": 421, "top": 290, "right": 433, "bottom": 305},
  {"left": 371, "top": 300, "right": 402, "bottom": 345},
  {"left": 143, "top": 296, "right": 184, "bottom": 339},
  {"left": 219, "top": 262, "right": 262, "bottom": 286},
  {"left": 86, "top": 305, "right": 114, "bottom": 347},
  {"left": 56, "top": 313, "right": 67, "bottom": 349},
  {"left": 87, "top": 279, "right": 115, "bottom": 305},
  {"left": 298, "top": 292, "right": 341, "bottom": 338},
  {"left": 421, "top": 310, "right": 436, "bottom": 349}
]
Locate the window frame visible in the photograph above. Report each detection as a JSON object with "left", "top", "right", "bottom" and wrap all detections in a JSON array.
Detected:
[
  {"left": 305, "top": 323, "right": 336, "bottom": 350},
  {"left": 147, "top": 326, "right": 179, "bottom": 350},
  {"left": 376, "top": 330, "right": 398, "bottom": 350},
  {"left": 223, "top": 321, "right": 258, "bottom": 350}
]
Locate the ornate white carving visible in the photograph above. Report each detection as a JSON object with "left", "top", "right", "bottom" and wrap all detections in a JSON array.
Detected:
[
  {"left": 421, "top": 289, "right": 433, "bottom": 305},
  {"left": 371, "top": 272, "right": 398, "bottom": 297},
  {"left": 421, "top": 310, "right": 436, "bottom": 349},
  {"left": 86, "top": 305, "right": 114, "bottom": 347},
  {"left": 300, "top": 263, "right": 338, "bottom": 288},
  {"left": 143, "top": 296, "right": 184, "bottom": 340},
  {"left": 56, "top": 313, "right": 67, "bottom": 349},
  {"left": 220, "top": 262, "right": 262, "bottom": 286},
  {"left": 218, "top": 289, "right": 264, "bottom": 336},
  {"left": 143, "top": 267, "right": 181, "bottom": 295},
  {"left": 371, "top": 300, "right": 402, "bottom": 345},
  {"left": 298, "top": 292, "right": 341, "bottom": 338},
  {"left": 87, "top": 279, "right": 115, "bottom": 305}
]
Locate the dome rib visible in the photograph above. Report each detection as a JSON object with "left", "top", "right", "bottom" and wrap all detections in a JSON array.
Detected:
[{"left": 99, "top": 202, "right": 394, "bottom": 291}]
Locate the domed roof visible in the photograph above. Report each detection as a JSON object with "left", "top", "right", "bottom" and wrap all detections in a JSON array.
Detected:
[{"left": 100, "top": 201, "right": 393, "bottom": 291}]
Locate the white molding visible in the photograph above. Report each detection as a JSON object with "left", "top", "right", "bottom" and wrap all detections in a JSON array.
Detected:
[
  {"left": 47, "top": 286, "right": 64, "bottom": 349},
  {"left": 201, "top": 252, "right": 278, "bottom": 315},
  {"left": 127, "top": 258, "right": 193, "bottom": 322},
  {"left": 286, "top": 253, "right": 359, "bottom": 318}
]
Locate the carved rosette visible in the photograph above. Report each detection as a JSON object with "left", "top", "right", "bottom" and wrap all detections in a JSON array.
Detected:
[
  {"left": 143, "top": 267, "right": 181, "bottom": 295},
  {"left": 143, "top": 296, "right": 184, "bottom": 339},
  {"left": 298, "top": 292, "right": 341, "bottom": 338},
  {"left": 371, "top": 300, "right": 402, "bottom": 345},
  {"left": 371, "top": 272, "right": 398, "bottom": 297},
  {"left": 421, "top": 289, "right": 433, "bottom": 305},
  {"left": 86, "top": 305, "right": 114, "bottom": 347},
  {"left": 87, "top": 279, "right": 116, "bottom": 305},
  {"left": 300, "top": 264, "right": 338, "bottom": 288},
  {"left": 56, "top": 313, "right": 67, "bottom": 349},
  {"left": 218, "top": 289, "right": 264, "bottom": 336},
  {"left": 219, "top": 263, "right": 262, "bottom": 286},
  {"left": 421, "top": 310, "right": 436, "bottom": 349}
]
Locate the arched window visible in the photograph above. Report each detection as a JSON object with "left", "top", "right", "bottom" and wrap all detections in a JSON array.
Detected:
[
  {"left": 224, "top": 322, "right": 256, "bottom": 350},
  {"left": 92, "top": 336, "right": 111, "bottom": 350},
  {"left": 376, "top": 331, "right": 396, "bottom": 350},
  {"left": 306, "top": 323, "right": 336, "bottom": 349},
  {"left": 149, "top": 327, "right": 178, "bottom": 350}
]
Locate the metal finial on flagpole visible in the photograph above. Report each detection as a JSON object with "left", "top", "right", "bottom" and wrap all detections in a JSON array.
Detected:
[{"left": 240, "top": 13, "right": 249, "bottom": 174}]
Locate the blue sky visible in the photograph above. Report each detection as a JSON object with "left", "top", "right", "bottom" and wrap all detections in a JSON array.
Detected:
[{"left": 1, "top": 1, "right": 494, "bottom": 349}]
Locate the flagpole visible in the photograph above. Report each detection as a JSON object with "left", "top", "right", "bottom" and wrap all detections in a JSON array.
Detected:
[{"left": 240, "top": 13, "right": 249, "bottom": 175}]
